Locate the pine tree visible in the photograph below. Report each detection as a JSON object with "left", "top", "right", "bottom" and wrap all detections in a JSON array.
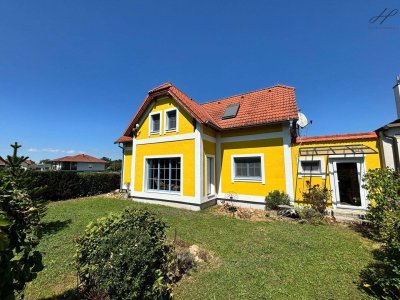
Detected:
[{"left": 0, "top": 143, "right": 45, "bottom": 299}]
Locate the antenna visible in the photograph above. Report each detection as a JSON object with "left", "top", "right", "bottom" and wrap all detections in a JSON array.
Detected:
[{"left": 296, "top": 112, "right": 309, "bottom": 128}]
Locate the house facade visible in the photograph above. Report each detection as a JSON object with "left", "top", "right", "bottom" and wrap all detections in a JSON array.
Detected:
[
  {"left": 51, "top": 154, "right": 106, "bottom": 171},
  {"left": 116, "top": 82, "right": 382, "bottom": 211}
]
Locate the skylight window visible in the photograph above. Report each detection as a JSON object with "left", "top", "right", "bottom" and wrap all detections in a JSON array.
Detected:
[{"left": 222, "top": 103, "right": 240, "bottom": 120}]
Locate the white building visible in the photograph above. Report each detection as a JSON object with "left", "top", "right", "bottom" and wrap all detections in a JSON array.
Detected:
[{"left": 51, "top": 154, "right": 107, "bottom": 171}]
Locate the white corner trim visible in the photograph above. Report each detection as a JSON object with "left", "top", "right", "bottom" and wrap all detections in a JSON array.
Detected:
[
  {"left": 130, "top": 137, "right": 137, "bottom": 193},
  {"left": 203, "top": 134, "right": 217, "bottom": 143},
  {"left": 142, "top": 154, "right": 184, "bottom": 196},
  {"left": 195, "top": 122, "right": 203, "bottom": 201},
  {"left": 148, "top": 111, "right": 162, "bottom": 136},
  {"left": 221, "top": 131, "right": 283, "bottom": 143},
  {"left": 230, "top": 153, "right": 265, "bottom": 185},
  {"left": 136, "top": 133, "right": 195, "bottom": 145},
  {"left": 282, "top": 123, "right": 294, "bottom": 202},
  {"left": 163, "top": 107, "right": 179, "bottom": 134}
]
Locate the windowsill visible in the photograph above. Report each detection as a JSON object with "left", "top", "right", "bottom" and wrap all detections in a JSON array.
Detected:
[
  {"left": 207, "top": 193, "right": 216, "bottom": 198},
  {"left": 164, "top": 129, "right": 177, "bottom": 133},
  {"left": 233, "top": 177, "right": 263, "bottom": 183},
  {"left": 298, "top": 173, "right": 326, "bottom": 178},
  {"left": 149, "top": 131, "right": 160, "bottom": 135},
  {"left": 146, "top": 189, "right": 181, "bottom": 195}
]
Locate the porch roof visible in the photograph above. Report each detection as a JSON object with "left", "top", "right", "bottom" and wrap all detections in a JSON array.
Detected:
[{"left": 298, "top": 144, "right": 378, "bottom": 156}]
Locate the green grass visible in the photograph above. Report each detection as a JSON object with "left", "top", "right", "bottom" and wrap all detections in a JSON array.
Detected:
[{"left": 25, "top": 197, "right": 375, "bottom": 299}]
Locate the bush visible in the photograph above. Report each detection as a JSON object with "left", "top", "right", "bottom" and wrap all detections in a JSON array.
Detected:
[
  {"left": 24, "top": 171, "right": 120, "bottom": 201},
  {"left": 296, "top": 207, "right": 324, "bottom": 224},
  {"left": 76, "top": 208, "right": 172, "bottom": 300},
  {"left": 302, "top": 181, "right": 329, "bottom": 214},
  {"left": 362, "top": 168, "right": 400, "bottom": 298},
  {"left": 265, "top": 190, "right": 290, "bottom": 210}
]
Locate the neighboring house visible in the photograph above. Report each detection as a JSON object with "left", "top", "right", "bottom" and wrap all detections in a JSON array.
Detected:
[
  {"left": 116, "top": 82, "right": 380, "bottom": 211},
  {"left": 51, "top": 154, "right": 106, "bottom": 171},
  {"left": 21, "top": 159, "right": 35, "bottom": 170},
  {"left": 35, "top": 163, "right": 51, "bottom": 171},
  {"left": 0, "top": 158, "right": 6, "bottom": 169}
]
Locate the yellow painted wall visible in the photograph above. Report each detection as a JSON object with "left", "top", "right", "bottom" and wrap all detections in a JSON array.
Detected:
[
  {"left": 135, "top": 97, "right": 194, "bottom": 140},
  {"left": 203, "top": 140, "right": 216, "bottom": 197},
  {"left": 123, "top": 150, "right": 132, "bottom": 185},
  {"left": 203, "top": 125, "right": 217, "bottom": 137},
  {"left": 134, "top": 140, "right": 196, "bottom": 196},
  {"left": 220, "top": 138, "right": 286, "bottom": 196},
  {"left": 221, "top": 123, "right": 282, "bottom": 138},
  {"left": 291, "top": 139, "right": 381, "bottom": 206}
]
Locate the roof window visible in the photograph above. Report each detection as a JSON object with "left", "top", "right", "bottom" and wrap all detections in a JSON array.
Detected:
[{"left": 222, "top": 103, "right": 240, "bottom": 120}]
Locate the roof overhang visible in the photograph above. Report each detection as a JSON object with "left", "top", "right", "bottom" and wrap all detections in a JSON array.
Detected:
[{"left": 299, "top": 144, "right": 378, "bottom": 156}]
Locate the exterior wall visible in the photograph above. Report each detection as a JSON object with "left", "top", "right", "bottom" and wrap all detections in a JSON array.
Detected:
[
  {"left": 135, "top": 97, "right": 194, "bottom": 140},
  {"left": 76, "top": 162, "right": 105, "bottom": 171},
  {"left": 220, "top": 123, "right": 282, "bottom": 138},
  {"left": 378, "top": 128, "right": 400, "bottom": 170},
  {"left": 123, "top": 149, "right": 132, "bottom": 187},
  {"left": 292, "top": 139, "right": 381, "bottom": 209}
]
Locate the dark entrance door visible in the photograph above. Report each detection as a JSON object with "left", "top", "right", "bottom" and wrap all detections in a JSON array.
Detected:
[{"left": 336, "top": 162, "right": 361, "bottom": 206}]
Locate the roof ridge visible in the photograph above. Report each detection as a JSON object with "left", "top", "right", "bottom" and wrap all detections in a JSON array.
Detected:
[{"left": 200, "top": 84, "right": 295, "bottom": 106}]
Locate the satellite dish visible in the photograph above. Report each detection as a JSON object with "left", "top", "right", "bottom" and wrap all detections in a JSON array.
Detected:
[{"left": 297, "top": 112, "right": 308, "bottom": 128}]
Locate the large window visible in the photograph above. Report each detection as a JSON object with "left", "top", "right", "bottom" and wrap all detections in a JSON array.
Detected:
[
  {"left": 232, "top": 155, "right": 264, "bottom": 182},
  {"left": 150, "top": 113, "right": 161, "bottom": 134},
  {"left": 165, "top": 109, "right": 177, "bottom": 132},
  {"left": 147, "top": 157, "right": 181, "bottom": 193}
]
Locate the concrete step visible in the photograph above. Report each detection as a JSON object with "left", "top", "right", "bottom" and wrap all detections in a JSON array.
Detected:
[{"left": 331, "top": 209, "right": 370, "bottom": 224}]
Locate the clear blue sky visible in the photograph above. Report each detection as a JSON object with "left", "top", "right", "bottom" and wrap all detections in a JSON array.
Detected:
[{"left": 0, "top": 0, "right": 399, "bottom": 162}]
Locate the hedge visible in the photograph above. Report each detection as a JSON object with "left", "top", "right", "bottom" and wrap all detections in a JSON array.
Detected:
[{"left": 23, "top": 171, "right": 120, "bottom": 201}]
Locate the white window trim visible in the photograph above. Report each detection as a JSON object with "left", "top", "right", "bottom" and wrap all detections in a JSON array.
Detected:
[
  {"left": 164, "top": 108, "right": 179, "bottom": 133},
  {"left": 148, "top": 112, "right": 162, "bottom": 136},
  {"left": 298, "top": 156, "right": 326, "bottom": 178},
  {"left": 205, "top": 154, "right": 216, "bottom": 196},
  {"left": 231, "top": 154, "right": 265, "bottom": 184},
  {"left": 143, "top": 154, "right": 183, "bottom": 196}
]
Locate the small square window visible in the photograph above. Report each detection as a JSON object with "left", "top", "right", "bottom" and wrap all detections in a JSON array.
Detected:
[
  {"left": 166, "top": 110, "right": 177, "bottom": 131},
  {"left": 150, "top": 113, "right": 160, "bottom": 133},
  {"left": 301, "top": 161, "right": 321, "bottom": 173}
]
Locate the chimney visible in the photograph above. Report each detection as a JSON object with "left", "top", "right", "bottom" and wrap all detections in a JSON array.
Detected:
[{"left": 394, "top": 75, "right": 400, "bottom": 118}]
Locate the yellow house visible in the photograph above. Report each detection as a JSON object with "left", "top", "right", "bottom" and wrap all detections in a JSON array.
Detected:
[
  {"left": 116, "top": 82, "right": 381, "bottom": 211},
  {"left": 116, "top": 82, "right": 298, "bottom": 210}
]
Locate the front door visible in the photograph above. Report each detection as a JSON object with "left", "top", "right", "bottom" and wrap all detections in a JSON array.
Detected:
[{"left": 330, "top": 158, "right": 366, "bottom": 209}]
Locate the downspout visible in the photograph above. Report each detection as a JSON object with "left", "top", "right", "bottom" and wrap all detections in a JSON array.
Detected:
[
  {"left": 382, "top": 127, "right": 400, "bottom": 172},
  {"left": 118, "top": 143, "right": 124, "bottom": 191}
]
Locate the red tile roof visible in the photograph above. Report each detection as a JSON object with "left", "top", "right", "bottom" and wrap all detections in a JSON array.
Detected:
[
  {"left": 118, "top": 82, "right": 299, "bottom": 140},
  {"left": 296, "top": 132, "right": 378, "bottom": 143},
  {"left": 115, "top": 136, "right": 133, "bottom": 143},
  {"left": 51, "top": 154, "right": 107, "bottom": 163},
  {"left": 25, "top": 159, "right": 34, "bottom": 165},
  {"left": 0, "top": 158, "right": 6, "bottom": 166}
]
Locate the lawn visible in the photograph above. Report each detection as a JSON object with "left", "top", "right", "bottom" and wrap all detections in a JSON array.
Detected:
[{"left": 25, "top": 197, "right": 375, "bottom": 299}]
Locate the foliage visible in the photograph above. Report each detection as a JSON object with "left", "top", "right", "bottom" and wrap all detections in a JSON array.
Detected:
[
  {"left": 0, "top": 143, "right": 45, "bottom": 299},
  {"left": 302, "top": 181, "right": 330, "bottom": 214},
  {"left": 23, "top": 171, "right": 120, "bottom": 201},
  {"left": 362, "top": 168, "right": 400, "bottom": 298},
  {"left": 265, "top": 190, "right": 290, "bottom": 210},
  {"left": 101, "top": 157, "right": 122, "bottom": 172},
  {"left": 295, "top": 207, "right": 324, "bottom": 224},
  {"left": 167, "top": 247, "right": 197, "bottom": 284},
  {"left": 75, "top": 208, "right": 172, "bottom": 300}
]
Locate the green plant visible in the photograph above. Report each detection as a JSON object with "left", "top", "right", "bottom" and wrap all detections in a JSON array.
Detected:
[
  {"left": 295, "top": 207, "right": 324, "bottom": 224},
  {"left": 265, "top": 190, "right": 290, "bottom": 210},
  {"left": 302, "top": 181, "right": 330, "bottom": 214},
  {"left": 76, "top": 208, "right": 172, "bottom": 300},
  {"left": 362, "top": 168, "right": 400, "bottom": 298},
  {"left": 0, "top": 143, "right": 45, "bottom": 299}
]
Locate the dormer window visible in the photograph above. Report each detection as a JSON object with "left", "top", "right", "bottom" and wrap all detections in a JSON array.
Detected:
[
  {"left": 150, "top": 112, "right": 161, "bottom": 134},
  {"left": 222, "top": 103, "right": 240, "bottom": 119},
  {"left": 165, "top": 108, "right": 178, "bottom": 132}
]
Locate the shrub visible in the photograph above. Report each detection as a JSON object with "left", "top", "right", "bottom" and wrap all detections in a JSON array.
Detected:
[
  {"left": 362, "top": 168, "right": 400, "bottom": 298},
  {"left": 76, "top": 208, "right": 171, "bottom": 300},
  {"left": 0, "top": 143, "right": 45, "bottom": 299},
  {"left": 265, "top": 190, "right": 290, "bottom": 210},
  {"left": 302, "top": 181, "right": 330, "bottom": 214},
  {"left": 296, "top": 207, "right": 324, "bottom": 224},
  {"left": 24, "top": 171, "right": 120, "bottom": 201}
]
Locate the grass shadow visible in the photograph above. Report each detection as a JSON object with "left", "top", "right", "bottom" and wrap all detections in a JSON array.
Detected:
[
  {"left": 349, "top": 223, "right": 376, "bottom": 240},
  {"left": 41, "top": 219, "right": 72, "bottom": 236},
  {"left": 39, "top": 289, "right": 77, "bottom": 300}
]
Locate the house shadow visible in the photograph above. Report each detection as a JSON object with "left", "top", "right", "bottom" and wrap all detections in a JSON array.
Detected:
[{"left": 41, "top": 219, "right": 72, "bottom": 236}]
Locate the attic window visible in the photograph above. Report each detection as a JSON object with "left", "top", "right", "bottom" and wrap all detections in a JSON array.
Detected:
[{"left": 222, "top": 104, "right": 240, "bottom": 120}]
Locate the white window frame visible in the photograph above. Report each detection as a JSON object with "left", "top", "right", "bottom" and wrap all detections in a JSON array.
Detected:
[
  {"left": 143, "top": 154, "right": 183, "bottom": 195},
  {"left": 298, "top": 156, "right": 325, "bottom": 178},
  {"left": 149, "top": 112, "right": 162, "bottom": 136},
  {"left": 206, "top": 154, "right": 215, "bottom": 196},
  {"left": 231, "top": 154, "right": 265, "bottom": 184},
  {"left": 164, "top": 108, "right": 179, "bottom": 133}
]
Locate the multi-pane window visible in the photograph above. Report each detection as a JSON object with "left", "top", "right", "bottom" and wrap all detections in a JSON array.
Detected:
[
  {"left": 234, "top": 157, "right": 261, "bottom": 179},
  {"left": 301, "top": 161, "right": 321, "bottom": 173},
  {"left": 166, "top": 110, "right": 177, "bottom": 131},
  {"left": 147, "top": 158, "right": 181, "bottom": 193},
  {"left": 150, "top": 113, "right": 160, "bottom": 133}
]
